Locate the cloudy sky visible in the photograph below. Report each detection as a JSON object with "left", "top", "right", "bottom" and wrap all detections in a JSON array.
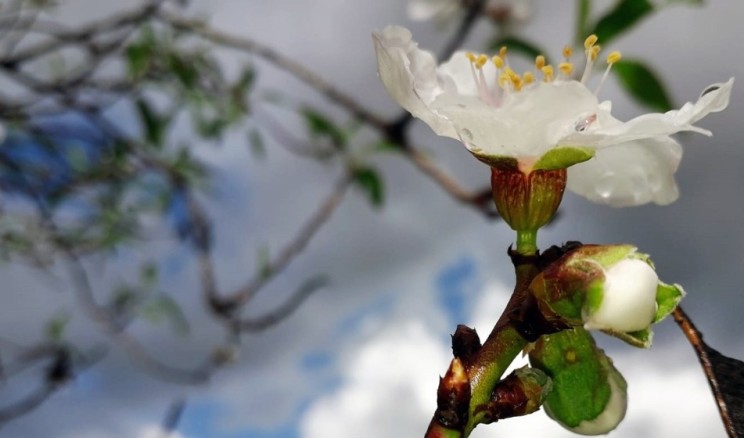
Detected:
[{"left": 1, "top": 0, "right": 743, "bottom": 437}]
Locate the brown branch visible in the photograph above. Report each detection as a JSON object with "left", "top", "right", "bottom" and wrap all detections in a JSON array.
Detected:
[
  {"left": 403, "top": 146, "right": 496, "bottom": 217},
  {"left": 673, "top": 306, "right": 740, "bottom": 438},
  {"left": 1, "top": 0, "right": 165, "bottom": 66},
  {"left": 158, "top": 11, "right": 388, "bottom": 132},
  {"left": 236, "top": 275, "right": 327, "bottom": 332},
  {"left": 218, "top": 172, "right": 352, "bottom": 311}
]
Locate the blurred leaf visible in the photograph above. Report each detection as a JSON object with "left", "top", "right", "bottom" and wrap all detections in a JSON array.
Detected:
[
  {"left": 374, "top": 139, "right": 401, "bottom": 153},
  {"left": 167, "top": 52, "right": 200, "bottom": 89},
  {"left": 140, "top": 263, "right": 159, "bottom": 288},
  {"left": 135, "top": 97, "right": 170, "bottom": 147},
  {"left": 247, "top": 128, "right": 266, "bottom": 159},
  {"left": 137, "top": 294, "right": 190, "bottom": 336},
  {"left": 489, "top": 36, "right": 546, "bottom": 62},
  {"left": 353, "top": 167, "right": 384, "bottom": 208},
  {"left": 258, "top": 245, "right": 271, "bottom": 279},
  {"left": 45, "top": 314, "right": 70, "bottom": 342},
  {"left": 589, "top": 0, "right": 654, "bottom": 45},
  {"left": 301, "top": 108, "right": 346, "bottom": 149},
  {"left": 612, "top": 59, "right": 673, "bottom": 112},
  {"left": 125, "top": 27, "right": 156, "bottom": 78}
]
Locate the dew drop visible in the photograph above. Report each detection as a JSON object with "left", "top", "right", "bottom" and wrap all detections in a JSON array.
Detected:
[
  {"left": 574, "top": 113, "right": 597, "bottom": 132},
  {"left": 595, "top": 174, "right": 615, "bottom": 199},
  {"left": 460, "top": 128, "right": 474, "bottom": 141}
]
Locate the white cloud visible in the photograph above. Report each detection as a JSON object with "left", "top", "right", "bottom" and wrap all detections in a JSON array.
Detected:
[{"left": 300, "top": 320, "right": 450, "bottom": 438}]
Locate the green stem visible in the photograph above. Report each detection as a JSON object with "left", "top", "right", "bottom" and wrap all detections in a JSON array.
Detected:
[{"left": 516, "top": 229, "right": 537, "bottom": 256}]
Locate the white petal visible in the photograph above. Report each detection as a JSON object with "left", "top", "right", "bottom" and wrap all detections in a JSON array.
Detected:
[
  {"left": 433, "top": 81, "right": 599, "bottom": 157},
  {"left": 372, "top": 26, "right": 456, "bottom": 138},
  {"left": 561, "top": 78, "right": 734, "bottom": 148},
  {"left": 567, "top": 136, "right": 682, "bottom": 207}
]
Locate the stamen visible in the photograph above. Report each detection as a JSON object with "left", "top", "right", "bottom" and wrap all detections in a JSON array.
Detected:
[
  {"left": 590, "top": 45, "right": 601, "bottom": 61},
  {"left": 562, "top": 45, "right": 573, "bottom": 59},
  {"left": 541, "top": 65, "right": 554, "bottom": 82},
  {"left": 499, "top": 46, "right": 508, "bottom": 59},
  {"left": 606, "top": 51, "right": 622, "bottom": 65},
  {"left": 584, "top": 34, "right": 598, "bottom": 50},
  {"left": 466, "top": 52, "right": 477, "bottom": 63},
  {"left": 492, "top": 55, "right": 504, "bottom": 69},
  {"left": 522, "top": 71, "right": 535, "bottom": 85},
  {"left": 595, "top": 51, "right": 622, "bottom": 95},
  {"left": 476, "top": 54, "right": 488, "bottom": 69},
  {"left": 535, "top": 55, "right": 546, "bottom": 70},
  {"left": 559, "top": 62, "right": 573, "bottom": 78}
]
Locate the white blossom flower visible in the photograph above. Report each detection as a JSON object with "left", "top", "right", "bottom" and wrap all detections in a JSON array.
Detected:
[
  {"left": 372, "top": 25, "right": 733, "bottom": 207},
  {"left": 408, "top": 0, "right": 531, "bottom": 25}
]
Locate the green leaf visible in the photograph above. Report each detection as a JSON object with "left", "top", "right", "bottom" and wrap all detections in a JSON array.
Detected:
[
  {"left": 353, "top": 167, "right": 384, "bottom": 208},
  {"left": 533, "top": 146, "right": 595, "bottom": 171},
  {"left": 140, "top": 263, "right": 159, "bottom": 288},
  {"left": 135, "top": 97, "right": 170, "bottom": 147},
  {"left": 137, "top": 294, "right": 190, "bottom": 336},
  {"left": 590, "top": 0, "right": 655, "bottom": 45},
  {"left": 654, "top": 281, "right": 685, "bottom": 323},
  {"left": 489, "top": 36, "right": 546, "bottom": 63},
  {"left": 613, "top": 59, "right": 674, "bottom": 112},
  {"left": 248, "top": 128, "right": 266, "bottom": 159},
  {"left": 45, "top": 313, "right": 70, "bottom": 342},
  {"left": 301, "top": 108, "right": 346, "bottom": 149}
]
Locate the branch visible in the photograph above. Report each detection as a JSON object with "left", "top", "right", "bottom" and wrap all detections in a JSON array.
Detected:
[
  {"left": 236, "top": 275, "right": 328, "bottom": 332},
  {"left": 159, "top": 11, "right": 388, "bottom": 132},
  {"left": 218, "top": 172, "right": 352, "bottom": 311}
]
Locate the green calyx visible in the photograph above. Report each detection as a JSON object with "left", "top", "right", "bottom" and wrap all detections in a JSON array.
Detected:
[
  {"left": 532, "top": 146, "right": 595, "bottom": 171},
  {"left": 528, "top": 328, "right": 627, "bottom": 433}
]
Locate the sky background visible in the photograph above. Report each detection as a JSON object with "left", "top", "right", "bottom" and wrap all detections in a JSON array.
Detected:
[{"left": 1, "top": 0, "right": 744, "bottom": 437}]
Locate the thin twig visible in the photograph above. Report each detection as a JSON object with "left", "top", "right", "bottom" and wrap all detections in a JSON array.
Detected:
[
  {"left": 160, "top": 11, "right": 388, "bottom": 132},
  {"left": 223, "top": 173, "right": 352, "bottom": 309},
  {"left": 236, "top": 275, "right": 327, "bottom": 332}
]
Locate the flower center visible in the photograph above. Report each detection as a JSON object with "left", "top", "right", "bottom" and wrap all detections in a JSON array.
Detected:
[{"left": 464, "top": 34, "right": 623, "bottom": 107}]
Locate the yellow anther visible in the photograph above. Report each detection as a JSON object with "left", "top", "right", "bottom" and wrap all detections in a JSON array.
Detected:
[
  {"left": 492, "top": 55, "right": 504, "bottom": 69},
  {"left": 498, "top": 72, "right": 511, "bottom": 88},
  {"left": 475, "top": 54, "right": 488, "bottom": 68},
  {"left": 541, "top": 65, "right": 554, "bottom": 82},
  {"left": 466, "top": 52, "right": 477, "bottom": 63},
  {"left": 499, "top": 46, "right": 508, "bottom": 58},
  {"left": 606, "top": 51, "right": 622, "bottom": 65},
  {"left": 584, "top": 34, "right": 598, "bottom": 50},
  {"left": 503, "top": 67, "right": 517, "bottom": 79},
  {"left": 562, "top": 45, "right": 573, "bottom": 58},
  {"left": 590, "top": 45, "right": 601, "bottom": 61},
  {"left": 559, "top": 62, "right": 573, "bottom": 76},
  {"left": 523, "top": 71, "right": 535, "bottom": 84},
  {"left": 535, "top": 55, "right": 546, "bottom": 70},
  {"left": 511, "top": 75, "right": 523, "bottom": 91}
]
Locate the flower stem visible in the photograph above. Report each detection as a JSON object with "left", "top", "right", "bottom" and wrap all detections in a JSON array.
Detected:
[{"left": 516, "top": 230, "right": 538, "bottom": 256}]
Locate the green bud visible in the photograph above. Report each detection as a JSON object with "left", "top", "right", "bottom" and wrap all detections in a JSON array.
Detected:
[{"left": 529, "top": 328, "right": 628, "bottom": 435}]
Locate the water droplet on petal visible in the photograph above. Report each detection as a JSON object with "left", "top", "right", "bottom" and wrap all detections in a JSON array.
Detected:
[
  {"left": 595, "top": 173, "right": 615, "bottom": 199},
  {"left": 574, "top": 114, "right": 597, "bottom": 132},
  {"left": 461, "top": 128, "right": 474, "bottom": 141}
]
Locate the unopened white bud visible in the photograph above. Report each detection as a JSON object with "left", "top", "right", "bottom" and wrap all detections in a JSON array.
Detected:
[{"left": 584, "top": 259, "right": 658, "bottom": 332}]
